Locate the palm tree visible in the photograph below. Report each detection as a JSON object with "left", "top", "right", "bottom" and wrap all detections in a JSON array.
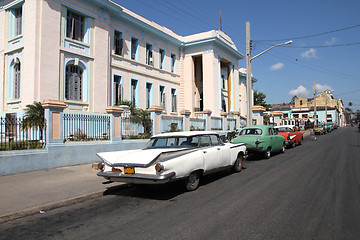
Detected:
[{"left": 22, "top": 102, "right": 45, "bottom": 139}]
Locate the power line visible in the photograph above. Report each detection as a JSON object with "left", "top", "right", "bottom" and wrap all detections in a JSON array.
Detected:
[
  {"left": 289, "top": 42, "right": 360, "bottom": 48},
  {"left": 258, "top": 48, "right": 360, "bottom": 82},
  {"left": 255, "top": 24, "right": 360, "bottom": 42}
]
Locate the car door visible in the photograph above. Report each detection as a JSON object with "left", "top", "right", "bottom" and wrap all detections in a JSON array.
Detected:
[
  {"left": 269, "top": 127, "right": 282, "bottom": 151},
  {"left": 200, "top": 135, "right": 219, "bottom": 171},
  {"left": 210, "top": 134, "right": 230, "bottom": 167}
]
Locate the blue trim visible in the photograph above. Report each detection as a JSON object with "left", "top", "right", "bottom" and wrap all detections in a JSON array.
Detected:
[
  {"left": 170, "top": 53, "right": 177, "bottom": 73},
  {"left": 7, "top": 55, "right": 22, "bottom": 101},
  {"left": 130, "top": 78, "right": 139, "bottom": 108},
  {"left": 145, "top": 81, "right": 154, "bottom": 109},
  {"left": 64, "top": 58, "right": 88, "bottom": 102},
  {"left": 112, "top": 73, "right": 123, "bottom": 105},
  {"left": 64, "top": 40, "right": 90, "bottom": 55},
  {"left": 130, "top": 37, "right": 139, "bottom": 61},
  {"left": 1, "top": 0, "right": 24, "bottom": 12}
]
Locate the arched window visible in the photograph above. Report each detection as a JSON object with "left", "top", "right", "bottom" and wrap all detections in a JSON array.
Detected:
[
  {"left": 14, "top": 61, "right": 21, "bottom": 99},
  {"left": 65, "top": 65, "right": 83, "bottom": 100}
]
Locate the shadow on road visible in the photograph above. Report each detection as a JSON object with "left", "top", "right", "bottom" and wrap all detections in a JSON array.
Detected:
[{"left": 101, "top": 169, "right": 238, "bottom": 200}]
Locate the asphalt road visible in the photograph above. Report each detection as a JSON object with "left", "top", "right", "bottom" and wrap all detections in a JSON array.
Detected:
[{"left": 0, "top": 127, "right": 359, "bottom": 240}]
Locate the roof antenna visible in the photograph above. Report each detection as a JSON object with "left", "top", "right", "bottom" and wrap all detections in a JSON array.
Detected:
[{"left": 219, "top": 7, "right": 222, "bottom": 31}]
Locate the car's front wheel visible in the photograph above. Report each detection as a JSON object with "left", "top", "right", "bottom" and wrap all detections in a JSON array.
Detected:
[
  {"left": 185, "top": 171, "right": 200, "bottom": 191},
  {"left": 280, "top": 144, "right": 286, "bottom": 153},
  {"left": 264, "top": 148, "right": 271, "bottom": 159},
  {"left": 233, "top": 154, "right": 243, "bottom": 172}
]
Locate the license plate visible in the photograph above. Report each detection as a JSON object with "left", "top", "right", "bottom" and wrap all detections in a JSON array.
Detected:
[{"left": 124, "top": 167, "right": 135, "bottom": 174}]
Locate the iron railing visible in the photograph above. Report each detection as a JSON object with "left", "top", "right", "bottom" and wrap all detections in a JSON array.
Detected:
[
  {"left": 121, "top": 116, "right": 152, "bottom": 139},
  {"left": 189, "top": 118, "right": 205, "bottom": 131},
  {"left": 227, "top": 118, "right": 236, "bottom": 130},
  {"left": 63, "top": 113, "right": 110, "bottom": 142},
  {"left": 161, "top": 115, "right": 183, "bottom": 132},
  {"left": 0, "top": 116, "right": 46, "bottom": 151},
  {"left": 211, "top": 117, "right": 223, "bottom": 130}
]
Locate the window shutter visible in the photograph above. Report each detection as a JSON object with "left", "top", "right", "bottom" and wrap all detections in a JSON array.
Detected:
[{"left": 14, "top": 63, "right": 21, "bottom": 99}]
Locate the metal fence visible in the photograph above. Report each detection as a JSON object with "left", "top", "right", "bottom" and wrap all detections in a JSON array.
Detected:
[
  {"left": 161, "top": 115, "right": 183, "bottom": 132},
  {"left": 0, "top": 116, "right": 46, "bottom": 151},
  {"left": 211, "top": 117, "right": 223, "bottom": 130},
  {"left": 63, "top": 113, "right": 110, "bottom": 142},
  {"left": 121, "top": 116, "right": 152, "bottom": 139},
  {"left": 227, "top": 118, "right": 236, "bottom": 130},
  {"left": 190, "top": 118, "right": 205, "bottom": 131}
]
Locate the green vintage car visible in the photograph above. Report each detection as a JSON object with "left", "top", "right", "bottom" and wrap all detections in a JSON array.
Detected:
[
  {"left": 324, "top": 122, "right": 334, "bottom": 133},
  {"left": 231, "top": 125, "right": 286, "bottom": 159}
]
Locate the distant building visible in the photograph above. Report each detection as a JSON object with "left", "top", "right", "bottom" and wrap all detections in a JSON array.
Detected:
[
  {"left": 268, "top": 92, "right": 345, "bottom": 127},
  {"left": 0, "top": 0, "right": 247, "bottom": 122}
]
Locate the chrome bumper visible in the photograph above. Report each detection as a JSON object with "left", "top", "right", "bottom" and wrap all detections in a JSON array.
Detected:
[{"left": 97, "top": 171, "right": 176, "bottom": 184}]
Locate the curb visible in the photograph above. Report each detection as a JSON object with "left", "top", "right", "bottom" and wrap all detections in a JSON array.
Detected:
[
  {"left": 0, "top": 191, "right": 104, "bottom": 224},
  {"left": 0, "top": 182, "right": 129, "bottom": 224}
]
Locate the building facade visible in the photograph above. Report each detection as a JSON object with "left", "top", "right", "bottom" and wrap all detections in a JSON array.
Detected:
[
  {"left": 0, "top": 0, "right": 247, "bottom": 123},
  {"left": 268, "top": 93, "right": 345, "bottom": 127}
]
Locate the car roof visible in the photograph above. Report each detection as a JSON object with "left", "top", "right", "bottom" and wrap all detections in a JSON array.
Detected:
[
  {"left": 241, "top": 125, "right": 273, "bottom": 130},
  {"left": 152, "top": 131, "right": 218, "bottom": 138}
]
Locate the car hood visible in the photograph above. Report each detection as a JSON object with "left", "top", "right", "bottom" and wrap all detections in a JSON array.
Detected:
[{"left": 97, "top": 148, "right": 186, "bottom": 167}]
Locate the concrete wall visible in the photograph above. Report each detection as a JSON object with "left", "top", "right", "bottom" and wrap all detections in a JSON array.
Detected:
[{"left": 0, "top": 140, "right": 147, "bottom": 175}]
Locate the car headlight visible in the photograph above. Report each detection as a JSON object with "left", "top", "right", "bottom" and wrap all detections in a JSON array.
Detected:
[{"left": 155, "top": 163, "right": 164, "bottom": 172}]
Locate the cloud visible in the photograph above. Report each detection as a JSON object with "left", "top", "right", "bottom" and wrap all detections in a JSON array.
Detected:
[
  {"left": 269, "top": 62, "right": 284, "bottom": 71},
  {"left": 315, "top": 83, "right": 333, "bottom": 92},
  {"left": 325, "top": 37, "right": 337, "bottom": 46},
  {"left": 288, "top": 85, "right": 310, "bottom": 96},
  {"left": 301, "top": 48, "right": 318, "bottom": 59}
]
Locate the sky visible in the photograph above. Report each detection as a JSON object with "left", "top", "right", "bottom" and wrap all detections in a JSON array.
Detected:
[{"left": 114, "top": 0, "right": 360, "bottom": 111}]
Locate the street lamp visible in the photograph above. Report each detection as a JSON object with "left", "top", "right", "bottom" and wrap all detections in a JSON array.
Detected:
[{"left": 246, "top": 21, "right": 293, "bottom": 126}]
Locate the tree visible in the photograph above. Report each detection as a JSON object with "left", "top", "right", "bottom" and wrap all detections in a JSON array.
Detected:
[
  {"left": 22, "top": 101, "right": 45, "bottom": 139},
  {"left": 118, "top": 100, "right": 152, "bottom": 135},
  {"left": 290, "top": 96, "right": 297, "bottom": 104},
  {"left": 253, "top": 90, "right": 271, "bottom": 110}
]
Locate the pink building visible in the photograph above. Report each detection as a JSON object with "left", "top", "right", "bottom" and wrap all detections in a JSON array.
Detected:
[{"left": 0, "top": 0, "right": 247, "bottom": 123}]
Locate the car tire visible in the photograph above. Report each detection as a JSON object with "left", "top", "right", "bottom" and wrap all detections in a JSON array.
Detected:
[
  {"left": 264, "top": 148, "right": 271, "bottom": 159},
  {"left": 291, "top": 142, "right": 296, "bottom": 148},
  {"left": 185, "top": 171, "right": 200, "bottom": 191},
  {"left": 281, "top": 144, "right": 286, "bottom": 153},
  {"left": 233, "top": 154, "right": 243, "bottom": 172}
]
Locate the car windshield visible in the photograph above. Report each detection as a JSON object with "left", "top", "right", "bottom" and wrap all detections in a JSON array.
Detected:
[
  {"left": 316, "top": 124, "right": 324, "bottom": 128},
  {"left": 240, "top": 128, "right": 262, "bottom": 135},
  {"left": 144, "top": 136, "right": 199, "bottom": 149}
]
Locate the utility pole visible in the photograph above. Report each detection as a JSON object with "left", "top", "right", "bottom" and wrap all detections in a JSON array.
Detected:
[
  {"left": 314, "top": 81, "right": 317, "bottom": 126},
  {"left": 246, "top": 21, "right": 252, "bottom": 126},
  {"left": 245, "top": 22, "right": 292, "bottom": 127},
  {"left": 325, "top": 92, "right": 327, "bottom": 123}
]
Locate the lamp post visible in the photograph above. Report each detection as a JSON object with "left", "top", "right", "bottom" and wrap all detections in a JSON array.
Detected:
[{"left": 246, "top": 21, "right": 293, "bottom": 126}]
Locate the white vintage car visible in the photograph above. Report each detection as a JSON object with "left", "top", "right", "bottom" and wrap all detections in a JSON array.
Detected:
[{"left": 96, "top": 131, "right": 247, "bottom": 191}]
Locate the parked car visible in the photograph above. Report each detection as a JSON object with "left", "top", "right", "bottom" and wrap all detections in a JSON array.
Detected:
[
  {"left": 327, "top": 122, "right": 336, "bottom": 131},
  {"left": 96, "top": 131, "right": 247, "bottom": 191},
  {"left": 324, "top": 122, "right": 334, "bottom": 133},
  {"left": 274, "top": 125, "right": 303, "bottom": 148},
  {"left": 231, "top": 125, "right": 286, "bottom": 159},
  {"left": 314, "top": 124, "right": 326, "bottom": 135}
]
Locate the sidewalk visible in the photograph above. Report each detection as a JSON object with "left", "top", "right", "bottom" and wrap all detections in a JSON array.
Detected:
[{"left": 0, "top": 163, "right": 123, "bottom": 224}]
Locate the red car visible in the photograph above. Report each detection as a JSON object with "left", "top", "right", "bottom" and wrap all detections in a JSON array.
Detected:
[{"left": 274, "top": 125, "right": 303, "bottom": 148}]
